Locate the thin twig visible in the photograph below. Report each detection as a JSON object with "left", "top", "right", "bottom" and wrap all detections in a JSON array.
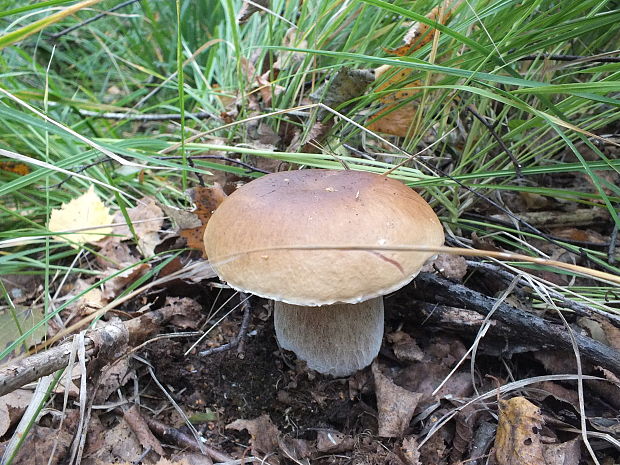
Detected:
[
  {"left": 518, "top": 53, "right": 620, "bottom": 63},
  {"left": 199, "top": 293, "right": 253, "bottom": 357},
  {"left": 144, "top": 415, "right": 233, "bottom": 462},
  {"left": 609, "top": 224, "right": 618, "bottom": 265},
  {"left": 50, "top": 0, "right": 142, "bottom": 40},
  {"left": 157, "top": 155, "right": 271, "bottom": 174},
  {"left": 466, "top": 105, "right": 522, "bottom": 178},
  {"left": 77, "top": 109, "right": 216, "bottom": 121}
]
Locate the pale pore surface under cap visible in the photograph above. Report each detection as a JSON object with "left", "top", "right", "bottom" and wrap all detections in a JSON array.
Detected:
[
  {"left": 204, "top": 169, "right": 444, "bottom": 306},
  {"left": 274, "top": 297, "right": 384, "bottom": 377}
]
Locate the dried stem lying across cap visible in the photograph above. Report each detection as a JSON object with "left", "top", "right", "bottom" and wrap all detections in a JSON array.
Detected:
[{"left": 204, "top": 169, "right": 444, "bottom": 376}]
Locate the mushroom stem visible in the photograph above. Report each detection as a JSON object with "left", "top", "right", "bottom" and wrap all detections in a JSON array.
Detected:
[{"left": 274, "top": 297, "right": 384, "bottom": 377}]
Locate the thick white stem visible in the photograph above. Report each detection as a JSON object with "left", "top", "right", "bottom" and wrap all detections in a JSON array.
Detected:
[{"left": 274, "top": 297, "right": 384, "bottom": 377}]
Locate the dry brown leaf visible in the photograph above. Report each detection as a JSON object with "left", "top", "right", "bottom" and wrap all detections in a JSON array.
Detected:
[
  {"left": 94, "top": 357, "right": 130, "bottom": 404},
  {"left": 123, "top": 405, "right": 165, "bottom": 456},
  {"left": 366, "top": 103, "right": 418, "bottom": 137},
  {"left": 107, "top": 197, "right": 164, "bottom": 258},
  {"left": 167, "top": 297, "right": 204, "bottom": 329},
  {"left": 543, "top": 437, "right": 580, "bottom": 465},
  {"left": 386, "top": 331, "right": 423, "bottom": 362},
  {"left": 0, "top": 161, "right": 30, "bottom": 176},
  {"left": 394, "top": 337, "right": 471, "bottom": 408},
  {"left": 400, "top": 436, "right": 421, "bottom": 465},
  {"left": 311, "top": 67, "right": 374, "bottom": 111},
  {"left": 421, "top": 253, "right": 468, "bottom": 280},
  {"left": 179, "top": 185, "right": 227, "bottom": 256},
  {"left": 85, "top": 417, "right": 143, "bottom": 464},
  {"left": 48, "top": 185, "right": 113, "bottom": 246},
  {"left": 0, "top": 389, "right": 32, "bottom": 437},
  {"left": 237, "top": 0, "right": 269, "bottom": 23},
  {"left": 102, "top": 263, "right": 150, "bottom": 300},
  {"left": 386, "top": 1, "right": 456, "bottom": 56},
  {"left": 96, "top": 241, "right": 135, "bottom": 268},
  {"left": 368, "top": 1, "right": 455, "bottom": 136},
  {"left": 372, "top": 361, "right": 422, "bottom": 437},
  {"left": 226, "top": 414, "right": 280, "bottom": 456},
  {"left": 316, "top": 430, "right": 355, "bottom": 453},
  {"left": 287, "top": 121, "right": 332, "bottom": 153},
  {"left": 494, "top": 397, "right": 546, "bottom": 465},
  {"left": 1, "top": 424, "right": 74, "bottom": 465}
]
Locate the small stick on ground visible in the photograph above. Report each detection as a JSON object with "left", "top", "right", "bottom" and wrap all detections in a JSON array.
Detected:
[
  {"left": 144, "top": 416, "right": 233, "bottom": 463},
  {"left": 465, "top": 104, "right": 522, "bottom": 178},
  {"left": 75, "top": 109, "right": 217, "bottom": 121},
  {"left": 0, "top": 302, "right": 195, "bottom": 397},
  {"left": 200, "top": 293, "right": 252, "bottom": 358},
  {"left": 50, "top": 0, "right": 142, "bottom": 40}
]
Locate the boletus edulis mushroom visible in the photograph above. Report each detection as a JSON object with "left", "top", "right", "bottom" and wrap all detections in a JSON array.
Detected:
[{"left": 204, "top": 169, "right": 444, "bottom": 376}]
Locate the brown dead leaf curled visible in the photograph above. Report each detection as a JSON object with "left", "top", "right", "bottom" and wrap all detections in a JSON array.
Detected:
[
  {"left": 179, "top": 185, "right": 227, "bottom": 256},
  {"left": 543, "top": 437, "right": 580, "bottom": 465},
  {"left": 273, "top": 28, "right": 308, "bottom": 70},
  {"left": 123, "top": 404, "right": 165, "bottom": 456},
  {"left": 494, "top": 397, "right": 546, "bottom": 465},
  {"left": 316, "top": 431, "right": 355, "bottom": 453},
  {"left": 108, "top": 196, "right": 164, "bottom": 258},
  {"left": 366, "top": 102, "right": 418, "bottom": 137},
  {"left": 400, "top": 436, "right": 421, "bottom": 465},
  {"left": 311, "top": 67, "right": 374, "bottom": 112},
  {"left": 48, "top": 185, "right": 113, "bottom": 246},
  {"left": 1, "top": 424, "right": 74, "bottom": 465},
  {"left": 85, "top": 416, "right": 144, "bottom": 464},
  {"left": 0, "top": 389, "right": 32, "bottom": 437},
  {"left": 372, "top": 361, "right": 422, "bottom": 437},
  {"left": 421, "top": 253, "right": 468, "bottom": 280},
  {"left": 386, "top": 0, "right": 456, "bottom": 56},
  {"left": 101, "top": 263, "right": 151, "bottom": 300},
  {"left": 237, "top": 0, "right": 269, "bottom": 24},
  {"left": 367, "top": 1, "right": 456, "bottom": 137},
  {"left": 387, "top": 331, "right": 424, "bottom": 362},
  {"left": 226, "top": 414, "right": 280, "bottom": 456}
]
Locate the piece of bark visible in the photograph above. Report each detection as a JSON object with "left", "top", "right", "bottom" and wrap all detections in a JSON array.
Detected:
[
  {"left": 0, "top": 299, "right": 199, "bottom": 397},
  {"left": 410, "top": 273, "right": 620, "bottom": 375}
]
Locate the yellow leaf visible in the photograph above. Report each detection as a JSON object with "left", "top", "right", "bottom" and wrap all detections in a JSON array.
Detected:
[{"left": 48, "top": 185, "right": 113, "bottom": 246}]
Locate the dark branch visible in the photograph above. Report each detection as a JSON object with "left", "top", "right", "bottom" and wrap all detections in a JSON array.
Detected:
[
  {"left": 518, "top": 53, "right": 620, "bottom": 63},
  {"left": 50, "top": 0, "right": 142, "bottom": 40},
  {"left": 410, "top": 273, "right": 620, "bottom": 374},
  {"left": 466, "top": 105, "right": 522, "bottom": 178}
]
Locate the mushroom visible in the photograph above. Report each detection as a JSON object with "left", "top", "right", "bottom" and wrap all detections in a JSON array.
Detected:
[{"left": 203, "top": 169, "right": 443, "bottom": 376}]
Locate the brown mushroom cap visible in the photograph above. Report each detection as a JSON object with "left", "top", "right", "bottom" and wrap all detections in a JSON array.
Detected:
[{"left": 204, "top": 169, "right": 444, "bottom": 306}]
